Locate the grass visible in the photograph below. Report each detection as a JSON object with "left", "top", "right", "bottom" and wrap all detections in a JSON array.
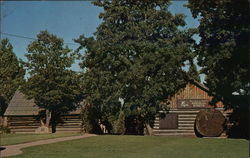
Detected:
[
  {"left": 0, "top": 132, "right": 81, "bottom": 146},
  {"left": 9, "top": 135, "right": 249, "bottom": 158}
]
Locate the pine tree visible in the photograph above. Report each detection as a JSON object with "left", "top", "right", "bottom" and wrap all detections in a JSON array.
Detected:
[
  {"left": 22, "top": 31, "right": 84, "bottom": 133},
  {"left": 0, "top": 39, "right": 24, "bottom": 115},
  {"left": 76, "top": 0, "right": 195, "bottom": 134}
]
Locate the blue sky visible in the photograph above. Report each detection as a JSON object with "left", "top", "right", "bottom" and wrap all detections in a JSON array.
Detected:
[{"left": 1, "top": 1, "right": 201, "bottom": 77}]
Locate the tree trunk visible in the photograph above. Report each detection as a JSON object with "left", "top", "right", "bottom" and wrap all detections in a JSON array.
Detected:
[
  {"left": 51, "top": 111, "right": 57, "bottom": 133},
  {"left": 45, "top": 110, "right": 51, "bottom": 127},
  {"left": 145, "top": 123, "right": 153, "bottom": 136}
]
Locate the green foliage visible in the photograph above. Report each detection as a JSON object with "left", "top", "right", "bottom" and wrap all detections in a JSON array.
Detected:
[
  {"left": 113, "top": 111, "right": 125, "bottom": 134},
  {"left": 81, "top": 103, "right": 93, "bottom": 133},
  {"left": 0, "top": 39, "right": 24, "bottom": 115},
  {"left": 188, "top": 61, "right": 200, "bottom": 82},
  {"left": 0, "top": 126, "right": 10, "bottom": 133},
  {"left": 76, "top": 0, "right": 195, "bottom": 133},
  {"left": 81, "top": 98, "right": 101, "bottom": 133},
  {"left": 22, "top": 30, "right": 84, "bottom": 132},
  {"left": 188, "top": 0, "right": 249, "bottom": 138},
  {"left": 187, "top": 0, "right": 250, "bottom": 105}
]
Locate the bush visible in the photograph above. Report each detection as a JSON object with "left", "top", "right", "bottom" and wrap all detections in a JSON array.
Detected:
[
  {"left": 81, "top": 100, "right": 103, "bottom": 134},
  {"left": 81, "top": 104, "right": 93, "bottom": 133},
  {"left": 113, "top": 111, "right": 125, "bottom": 135},
  {"left": 0, "top": 126, "right": 10, "bottom": 133}
]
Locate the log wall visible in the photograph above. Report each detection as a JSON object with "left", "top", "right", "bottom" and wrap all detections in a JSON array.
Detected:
[
  {"left": 153, "top": 82, "right": 226, "bottom": 136},
  {"left": 56, "top": 115, "right": 82, "bottom": 133},
  {"left": 7, "top": 116, "right": 40, "bottom": 133},
  {"left": 6, "top": 115, "right": 82, "bottom": 133}
]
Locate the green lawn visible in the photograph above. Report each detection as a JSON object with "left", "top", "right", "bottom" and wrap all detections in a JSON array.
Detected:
[
  {"left": 9, "top": 135, "right": 249, "bottom": 158},
  {"left": 1, "top": 132, "right": 81, "bottom": 146}
]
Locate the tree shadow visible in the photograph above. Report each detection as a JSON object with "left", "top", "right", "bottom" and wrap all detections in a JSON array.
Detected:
[{"left": 0, "top": 96, "right": 8, "bottom": 116}]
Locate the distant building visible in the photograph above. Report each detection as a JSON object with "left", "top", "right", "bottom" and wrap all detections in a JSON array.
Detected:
[
  {"left": 4, "top": 91, "right": 82, "bottom": 133},
  {"left": 152, "top": 80, "right": 227, "bottom": 136},
  {"left": 4, "top": 81, "right": 229, "bottom": 136}
]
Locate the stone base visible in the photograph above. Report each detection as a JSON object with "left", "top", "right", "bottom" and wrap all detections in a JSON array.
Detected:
[{"left": 35, "top": 126, "right": 50, "bottom": 134}]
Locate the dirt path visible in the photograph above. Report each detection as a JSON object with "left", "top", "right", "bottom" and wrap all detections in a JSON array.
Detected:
[{"left": 1, "top": 134, "right": 96, "bottom": 157}]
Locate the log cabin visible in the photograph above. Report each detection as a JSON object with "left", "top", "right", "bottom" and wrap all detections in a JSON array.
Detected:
[
  {"left": 152, "top": 80, "right": 227, "bottom": 136},
  {"left": 4, "top": 81, "right": 229, "bottom": 136},
  {"left": 3, "top": 91, "right": 82, "bottom": 133}
]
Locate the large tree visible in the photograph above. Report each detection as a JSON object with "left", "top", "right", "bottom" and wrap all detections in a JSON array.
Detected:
[
  {"left": 187, "top": 61, "right": 200, "bottom": 82},
  {"left": 187, "top": 0, "right": 249, "bottom": 103},
  {"left": 76, "top": 0, "right": 195, "bottom": 134},
  {"left": 22, "top": 31, "right": 83, "bottom": 133},
  {"left": 0, "top": 39, "right": 24, "bottom": 116},
  {"left": 188, "top": 0, "right": 249, "bottom": 138}
]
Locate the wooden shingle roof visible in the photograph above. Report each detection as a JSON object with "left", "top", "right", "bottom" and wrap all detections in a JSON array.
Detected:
[
  {"left": 4, "top": 90, "right": 82, "bottom": 116},
  {"left": 191, "top": 80, "right": 209, "bottom": 92},
  {"left": 4, "top": 90, "right": 40, "bottom": 116}
]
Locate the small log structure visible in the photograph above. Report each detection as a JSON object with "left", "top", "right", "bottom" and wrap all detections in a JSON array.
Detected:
[
  {"left": 4, "top": 91, "right": 83, "bottom": 133},
  {"left": 153, "top": 81, "right": 227, "bottom": 136}
]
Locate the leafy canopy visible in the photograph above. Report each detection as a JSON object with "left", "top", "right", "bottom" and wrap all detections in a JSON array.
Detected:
[
  {"left": 188, "top": 0, "right": 250, "bottom": 105},
  {"left": 22, "top": 31, "right": 83, "bottom": 115},
  {"left": 76, "top": 0, "right": 195, "bottom": 129},
  {"left": 188, "top": 61, "right": 200, "bottom": 82},
  {"left": 0, "top": 39, "right": 24, "bottom": 115}
]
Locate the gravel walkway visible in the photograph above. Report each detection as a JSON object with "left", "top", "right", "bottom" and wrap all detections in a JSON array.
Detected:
[{"left": 1, "top": 134, "right": 96, "bottom": 157}]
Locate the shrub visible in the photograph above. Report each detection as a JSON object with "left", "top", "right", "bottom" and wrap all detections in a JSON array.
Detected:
[
  {"left": 113, "top": 111, "right": 125, "bottom": 135},
  {"left": 0, "top": 126, "right": 10, "bottom": 133},
  {"left": 81, "top": 100, "right": 102, "bottom": 134}
]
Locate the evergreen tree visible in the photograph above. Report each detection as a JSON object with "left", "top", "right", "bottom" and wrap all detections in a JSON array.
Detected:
[
  {"left": 0, "top": 39, "right": 24, "bottom": 115},
  {"left": 22, "top": 31, "right": 84, "bottom": 133},
  {"left": 76, "top": 0, "right": 195, "bottom": 134}
]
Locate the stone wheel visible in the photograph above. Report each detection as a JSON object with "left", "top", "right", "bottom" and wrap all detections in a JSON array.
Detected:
[{"left": 195, "top": 109, "right": 226, "bottom": 137}]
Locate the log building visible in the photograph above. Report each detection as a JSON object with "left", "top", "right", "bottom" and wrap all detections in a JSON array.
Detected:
[
  {"left": 152, "top": 81, "right": 227, "bottom": 136},
  {"left": 4, "top": 81, "right": 228, "bottom": 136},
  {"left": 4, "top": 91, "right": 82, "bottom": 133}
]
